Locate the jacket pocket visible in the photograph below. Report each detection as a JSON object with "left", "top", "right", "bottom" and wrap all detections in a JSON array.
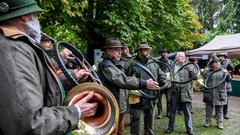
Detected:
[
  {"left": 219, "top": 90, "right": 227, "bottom": 101},
  {"left": 186, "top": 88, "right": 193, "bottom": 100},
  {"left": 203, "top": 91, "right": 212, "bottom": 103}
]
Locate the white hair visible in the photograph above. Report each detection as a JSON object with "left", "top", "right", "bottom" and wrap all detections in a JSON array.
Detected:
[{"left": 175, "top": 52, "right": 185, "bottom": 58}]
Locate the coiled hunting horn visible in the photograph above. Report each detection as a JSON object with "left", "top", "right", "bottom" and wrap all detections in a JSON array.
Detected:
[
  {"left": 128, "top": 59, "right": 199, "bottom": 99},
  {"left": 152, "top": 60, "right": 200, "bottom": 86},
  {"left": 54, "top": 41, "right": 119, "bottom": 135},
  {"left": 171, "top": 62, "right": 200, "bottom": 84},
  {"left": 128, "top": 58, "right": 172, "bottom": 100},
  {"left": 200, "top": 69, "right": 228, "bottom": 90}
]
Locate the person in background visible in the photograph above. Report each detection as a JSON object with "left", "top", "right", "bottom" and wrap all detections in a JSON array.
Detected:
[
  {"left": 234, "top": 64, "right": 240, "bottom": 76},
  {"left": 98, "top": 38, "right": 160, "bottom": 135},
  {"left": 40, "top": 33, "right": 60, "bottom": 71},
  {"left": 165, "top": 52, "right": 195, "bottom": 135},
  {"left": 156, "top": 48, "right": 173, "bottom": 118},
  {"left": 40, "top": 33, "right": 56, "bottom": 51},
  {"left": 120, "top": 42, "right": 132, "bottom": 72},
  {"left": 40, "top": 33, "right": 74, "bottom": 64},
  {"left": 217, "top": 52, "right": 234, "bottom": 119},
  {"left": 40, "top": 33, "right": 80, "bottom": 77},
  {"left": 203, "top": 54, "right": 232, "bottom": 129},
  {"left": 0, "top": 0, "right": 97, "bottom": 134},
  {"left": 126, "top": 42, "right": 166, "bottom": 135},
  {"left": 190, "top": 57, "right": 201, "bottom": 114},
  {"left": 121, "top": 42, "right": 132, "bottom": 61},
  {"left": 119, "top": 42, "right": 132, "bottom": 126}
]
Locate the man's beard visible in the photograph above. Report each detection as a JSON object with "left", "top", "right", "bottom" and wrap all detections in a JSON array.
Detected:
[
  {"left": 24, "top": 14, "right": 41, "bottom": 44},
  {"left": 142, "top": 53, "right": 150, "bottom": 59}
]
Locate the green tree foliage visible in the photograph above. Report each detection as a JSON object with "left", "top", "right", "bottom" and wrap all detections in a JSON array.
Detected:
[
  {"left": 190, "top": 0, "right": 239, "bottom": 43},
  {"left": 216, "top": 0, "right": 235, "bottom": 32},
  {"left": 37, "top": 0, "right": 203, "bottom": 60},
  {"left": 37, "top": 0, "right": 88, "bottom": 51},
  {"left": 233, "top": 0, "right": 240, "bottom": 32},
  {"left": 150, "top": 0, "right": 203, "bottom": 53}
]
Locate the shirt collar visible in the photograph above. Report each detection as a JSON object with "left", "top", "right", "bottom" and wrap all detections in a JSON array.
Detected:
[
  {"left": 0, "top": 25, "right": 41, "bottom": 49},
  {"left": 0, "top": 25, "right": 25, "bottom": 39}
]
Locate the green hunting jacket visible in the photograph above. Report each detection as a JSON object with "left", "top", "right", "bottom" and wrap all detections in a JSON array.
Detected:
[
  {"left": 98, "top": 56, "right": 148, "bottom": 113},
  {"left": 157, "top": 56, "right": 174, "bottom": 73},
  {"left": 0, "top": 26, "right": 79, "bottom": 135},
  {"left": 126, "top": 56, "right": 166, "bottom": 109}
]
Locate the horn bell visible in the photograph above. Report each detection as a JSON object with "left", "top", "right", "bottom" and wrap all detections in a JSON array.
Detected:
[{"left": 64, "top": 82, "right": 119, "bottom": 135}]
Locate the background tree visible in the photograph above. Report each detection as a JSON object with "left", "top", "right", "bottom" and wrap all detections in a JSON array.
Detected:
[
  {"left": 37, "top": 0, "right": 203, "bottom": 63},
  {"left": 190, "top": 0, "right": 239, "bottom": 43},
  {"left": 233, "top": 0, "right": 240, "bottom": 33}
]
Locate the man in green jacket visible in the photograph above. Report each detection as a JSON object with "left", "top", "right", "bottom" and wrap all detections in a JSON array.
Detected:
[
  {"left": 98, "top": 38, "right": 159, "bottom": 135},
  {"left": 0, "top": 0, "right": 98, "bottom": 134},
  {"left": 126, "top": 42, "right": 166, "bottom": 135}
]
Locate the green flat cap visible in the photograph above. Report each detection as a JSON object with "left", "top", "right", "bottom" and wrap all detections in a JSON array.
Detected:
[{"left": 0, "top": 0, "right": 43, "bottom": 21}]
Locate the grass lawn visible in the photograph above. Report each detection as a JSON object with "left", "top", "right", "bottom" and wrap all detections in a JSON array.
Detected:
[{"left": 123, "top": 95, "right": 240, "bottom": 135}]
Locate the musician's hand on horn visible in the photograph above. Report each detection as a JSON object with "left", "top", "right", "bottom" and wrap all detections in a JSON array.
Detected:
[
  {"left": 60, "top": 48, "right": 74, "bottom": 60},
  {"left": 146, "top": 79, "right": 159, "bottom": 90},
  {"left": 74, "top": 69, "right": 90, "bottom": 81},
  {"left": 74, "top": 91, "right": 98, "bottom": 118}
]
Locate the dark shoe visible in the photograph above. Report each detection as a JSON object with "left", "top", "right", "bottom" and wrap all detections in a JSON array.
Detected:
[
  {"left": 191, "top": 111, "right": 194, "bottom": 114},
  {"left": 186, "top": 130, "right": 195, "bottom": 135},
  {"left": 165, "top": 128, "right": 174, "bottom": 134},
  {"left": 224, "top": 115, "right": 229, "bottom": 119}
]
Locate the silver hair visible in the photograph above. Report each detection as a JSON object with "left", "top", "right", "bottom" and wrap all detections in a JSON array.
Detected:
[{"left": 175, "top": 52, "right": 185, "bottom": 58}]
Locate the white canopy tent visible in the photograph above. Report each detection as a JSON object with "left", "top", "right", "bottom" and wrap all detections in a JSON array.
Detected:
[{"left": 187, "top": 33, "right": 240, "bottom": 58}]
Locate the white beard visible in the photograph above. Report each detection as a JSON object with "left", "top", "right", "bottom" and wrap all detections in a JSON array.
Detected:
[{"left": 25, "top": 14, "right": 41, "bottom": 44}]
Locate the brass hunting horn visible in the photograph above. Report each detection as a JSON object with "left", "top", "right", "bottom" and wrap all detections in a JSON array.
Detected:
[{"left": 54, "top": 41, "right": 119, "bottom": 135}]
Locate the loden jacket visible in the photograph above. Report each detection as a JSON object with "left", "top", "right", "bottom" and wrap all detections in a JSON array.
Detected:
[
  {"left": 203, "top": 68, "right": 232, "bottom": 105},
  {"left": 171, "top": 62, "right": 195, "bottom": 102},
  {"left": 98, "top": 56, "right": 147, "bottom": 113},
  {"left": 0, "top": 25, "right": 79, "bottom": 135},
  {"left": 126, "top": 56, "right": 166, "bottom": 109}
]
